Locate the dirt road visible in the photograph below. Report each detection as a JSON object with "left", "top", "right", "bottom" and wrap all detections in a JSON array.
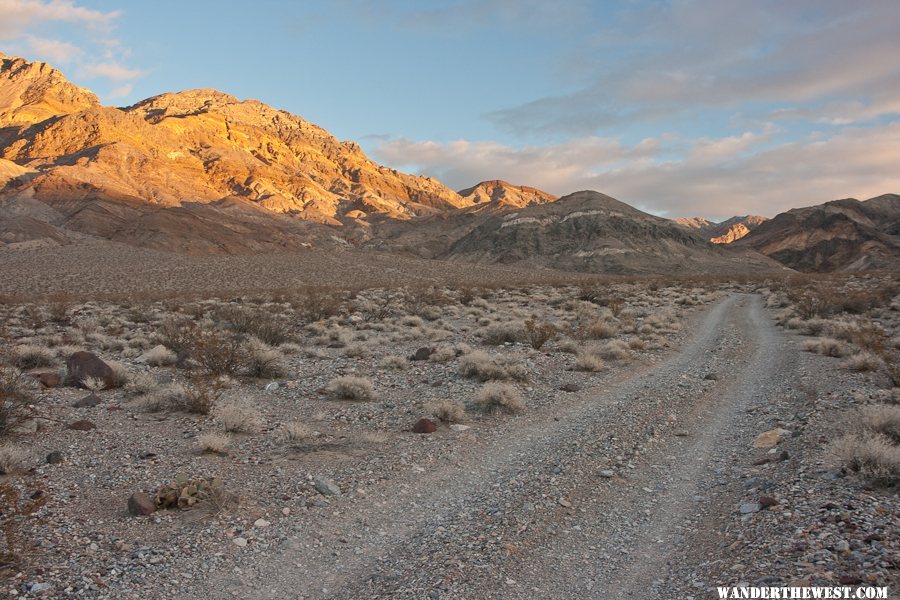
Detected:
[{"left": 199, "top": 294, "right": 800, "bottom": 598}]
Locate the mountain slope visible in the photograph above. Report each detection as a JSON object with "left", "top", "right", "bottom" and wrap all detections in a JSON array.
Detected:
[
  {"left": 458, "top": 180, "right": 556, "bottom": 208},
  {"left": 735, "top": 194, "right": 900, "bottom": 271},
  {"left": 0, "top": 53, "right": 474, "bottom": 236},
  {"left": 675, "top": 215, "right": 768, "bottom": 244}
]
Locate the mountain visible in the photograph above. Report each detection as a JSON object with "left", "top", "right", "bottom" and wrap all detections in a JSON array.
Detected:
[
  {"left": 370, "top": 190, "right": 781, "bottom": 274},
  {"left": 457, "top": 180, "right": 556, "bottom": 208},
  {"left": 735, "top": 194, "right": 900, "bottom": 271},
  {"left": 675, "top": 214, "right": 768, "bottom": 244}
]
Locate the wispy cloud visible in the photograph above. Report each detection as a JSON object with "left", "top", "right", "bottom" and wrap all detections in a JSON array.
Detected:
[{"left": 372, "top": 123, "right": 900, "bottom": 220}]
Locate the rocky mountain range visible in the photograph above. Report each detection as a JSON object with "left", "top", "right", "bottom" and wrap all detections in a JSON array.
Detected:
[{"left": 0, "top": 51, "right": 897, "bottom": 273}]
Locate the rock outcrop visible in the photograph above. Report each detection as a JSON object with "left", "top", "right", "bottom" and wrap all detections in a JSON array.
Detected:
[{"left": 457, "top": 180, "right": 556, "bottom": 208}]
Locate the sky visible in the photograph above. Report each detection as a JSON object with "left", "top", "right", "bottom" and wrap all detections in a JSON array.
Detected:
[{"left": 1, "top": 0, "right": 899, "bottom": 220}]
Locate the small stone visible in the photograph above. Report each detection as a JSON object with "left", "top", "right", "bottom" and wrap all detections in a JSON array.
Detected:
[
  {"left": 73, "top": 393, "right": 102, "bottom": 408},
  {"left": 752, "top": 428, "right": 791, "bottom": 449},
  {"left": 254, "top": 518, "right": 271, "bottom": 528},
  {"left": 46, "top": 451, "right": 64, "bottom": 464},
  {"left": 835, "top": 540, "right": 850, "bottom": 553},
  {"left": 412, "top": 418, "right": 437, "bottom": 434},
  {"left": 759, "top": 496, "right": 778, "bottom": 508},
  {"left": 600, "top": 470, "right": 615, "bottom": 478},
  {"left": 558, "top": 498, "right": 572, "bottom": 508},
  {"left": 28, "top": 583, "right": 51, "bottom": 594},
  {"left": 559, "top": 383, "right": 581, "bottom": 393},
  {"left": 32, "top": 372, "right": 60, "bottom": 388},
  {"left": 127, "top": 492, "right": 155, "bottom": 516},
  {"left": 282, "top": 507, "right": 291, "bottom": 516},
  {"left": 838, "top": 575, "right": 862, "bottom": 585},
  {"left": 313, "top": 477, "right": 341, "bottom": 496},
  {"left": 739, "top": 502, "right": 761, "bottom": 514},
  {"left": 232, "top": 537, "right": 248, "bottom": 547},
  {"left": 67, "top": 420, "right": 96, "bottom": 431},
  {"left": 264, "top": 382, "right": 279, "bottom": 392},
  {"left": 449, "top": 424, "right": 470, "bottom": 432},
  {"left": 703, "top": 373, "right": 719, "bottom": 380}
]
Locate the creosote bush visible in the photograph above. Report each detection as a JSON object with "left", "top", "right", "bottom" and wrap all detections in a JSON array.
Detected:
[{"left": 523, "top": 317, "right": 556, "bottom": 350}]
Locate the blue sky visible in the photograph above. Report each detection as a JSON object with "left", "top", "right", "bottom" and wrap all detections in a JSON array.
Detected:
[{"left": 1, "top": 0, "right": 899, "bottom": 219}]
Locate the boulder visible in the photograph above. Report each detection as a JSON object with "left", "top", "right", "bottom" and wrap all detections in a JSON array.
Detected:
[
  {"left": 127, "top": 492, "right": 156, "bottom": 516},
  {"left": 410, "top": 347, "right": 434, "bottom": 361},
  {"left": 32, "top": 371, "right": 61, "bottom": 388},
  {"left": 65, "top": 351, "right": 114, "bottom": 389},
  {"left": 413, "top": 417, "right": 437, "bottom": 434}
]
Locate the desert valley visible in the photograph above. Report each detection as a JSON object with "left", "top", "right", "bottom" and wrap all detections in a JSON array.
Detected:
[{"left": 0, "top": 9, "right": 899, "bottom": 599}]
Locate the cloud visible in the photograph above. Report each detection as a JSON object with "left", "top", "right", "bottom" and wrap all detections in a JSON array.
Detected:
[
  {"left": 0, "top": 0, "right": 119, "bottom": 39},
  {"left": 23, "top": 34, "right": 80, "bottom": 63},
  {"left": 80, "top": 62, "right": 143, "bottom": 81},
  {"left": 372, "top": 122, "right": 900, "bottom": 220},
  {"left": 487, "top": 1, "right": 900, "bottom": 135}
]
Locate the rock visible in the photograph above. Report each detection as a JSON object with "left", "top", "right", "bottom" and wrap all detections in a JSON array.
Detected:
[
  {"left": 281, "top": 507, "right": 291, "bottom": 516},
  {"left": 127, "top": 492, "right": 156, "bottom": 516},
  {"left": 759, "top": 495, "right": 778, "bottom": 508},
  {"left": 410, "top": 347, "right": 434, "bottom": 361},
  {"left": 254, "top": 518, "right": 271, "bottom": 528},
  {"left": 838, "top": 575, "right": 862, "bottom": 585},
  {"left": 559, "top": 383, "right": 581, "bottom": 393},
  {"left": 313, "top": 477, "right": 341, "bottom": 496},
  {"left": 412, "top": 417, "right": 437, "bottom": 434},
  {"left": 232, "top": 537, "right": 248, "bottom": 547},
  {"left": 558, "top": 497, "right": 572, "bottom": 508},
  {"left": 65, "top": 351, "right": 114, "bottom": 388},
  {"left": 73, "top": 392, "right": 102, "bottom": 408},
  {"left": 752, "top": 457, "right": 770, "bottom": 465},
  {"left": 739, "top": 502, "right": 761, "bottom": 514},
  {"left": 704, "top": 373, "right": 719, "bottom": 380},
  {"left": 600, "top": 470, "right": 615, "bottom": 478},
  {"left": 67, "top": 420, "right": 96, "bottom": 431},
  {"left": 13, "top": 418, "right": 39, "bottom": 434},
  {"left": 752, "top": 428, "right": 791, "bottom": 449},
  {"left": 28, "top": 583, "right": 51, "bottom": 594},
  {"left": 46, "top": 451, "right": 64, "bottom": 464},
  {"left": 32, "top": 372, "right": 60, "bottom": 388},
  {"left": 449, "top": 424, "right": 471, "bottom": 432}
]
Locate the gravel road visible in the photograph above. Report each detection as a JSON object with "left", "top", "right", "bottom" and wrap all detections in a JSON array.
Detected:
[{"left": 195, "top": 294, "right": 813, "bottom": 599}]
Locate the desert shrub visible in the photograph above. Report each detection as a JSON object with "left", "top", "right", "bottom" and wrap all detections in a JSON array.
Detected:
[
  {"left": 215, "top": 401, "right": 263, "bottom": 433},
  {"left": 178, "top": 377, "right": 224, "bottom": 415},
  {"left": 378, "top": 355, "right": 408, "bottom": 370},
  {"left": 459, "top": 351, "right": 527, "bottom": 382},
  {"left": 627, "top": 337, "right": 646, "bottom": 350},
  {"left": 155, "top": 317, "right": 198, "bottom": 353},
  {"left": 81, "top": 376, "right": 107, "bottom": 392},
  {"left": 327, "top": 376, "right": 376, "bottom": 401},
  {"left": 480, "top": 322, "right": 522, "bottom": 346},
  {"left": 523, "top": 317, "right": 556, "bottom": 350},
  {"left": 11, "top": 344, "right": 55, "bottom": 370},
  {"left": 294, "top": 287, "right": 342, "bottom": 322},
  {"left": 244, "top": 338, "right": 286, "bottom": 379},
  {"left": 843, "top": 351, "right": 884, "bottom": 372},
  {"left": 0, "top": 444, "right": 27, "bottom": 475},
  {"left": 190, "top": 328, "right": 244, "bottom": 376},
  {"left": 574, "top": 348, "right": 604, "bottom": 372},
  {"left": 198, "top": 432, "right": 230, "bottom": 454},
  {"left": 126, "top": 372, "right": 159, "bottom": 396},
  {"left": 279, "top": 421, "right": 314, "bottom": 446},
  {"left": 142, "top": 345, "right": 177, "bottom": 366},
  {"left": 834, "top": 433, "right": 900, "bottom": 486},
  {"left": 0, "top": 368, "right": 33, "bottom": 437},
  {"left": 861, "top": 405, "right": 900, "bottom": 443},
  {"left": 107, "top": 361, "right": 130, "bottom": 388},
  {"left": 476, "top": 383, "right": 524, "bottom": 414},
  {"left": 0, "top": 479, "right": 48, "bottom": 573},
  {"left": 587, "top": 320, "right": 618, "bottom": 339},
  {"left": 426, "top": 400, "right": 466, "bottom": 424},
  {"left": 214, "top": 305, "right": 292, "bottom": 346},
  {"left": 802, "top": 337, "right": 850, "bottom": 358},
  {"left": 429, "top": 346, "right": 457, "bottom": 363},
  {"left": 599, "top": 340, "right": 631, "bottom": 360}
]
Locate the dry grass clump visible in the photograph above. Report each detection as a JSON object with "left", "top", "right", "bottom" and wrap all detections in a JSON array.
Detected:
[
  {"left": 278, "top": 421, "right": 314, "bottom": 446},
  {"left": 107, "top": 361, "right": 130, "bottom": 388},
  {"left": 190, "top": 328, "right": 245, "bottom": 376},
  {"left": 244, "top": 338, "right": 287, "bottom": 378},
  {"left": 0, "top": 367, "right": 33, "bottom": 438},
  {"left": 126, "top": 372, "right": 159, "bottom": 396},
  {"left": 12, "top": 344, "right": 55, "bottom": 369},
  {"left": 587, "top": 320, "right": 618, "bottom": 340},
  {"left": 802, "top": 337, "right": 850, "bottom": 358},
  {"left": 141, "top": 345, "right": 177, "bottom": 366},
  {"left": 574, "top": 347, "right": 604, "bottom": 372},
  {"left": 378, "top": 355, "right": 408, "bottom": 370},
  {"left": 327, "top": 376, "right": 376, "bottom": 401},
  {"left": 214, "top": 304, "right": 293, "bottom": 346},
  {"left": 426, "top": 400, "right": 466, "bottom": 424},
  {"left": 480, "top": 321, "right": 522, "bottom": 345},
  {"left": 842, "top": 351, "right": 884, "bottom": 372},
  {"left": 429, "top": 346, "right": 458, "bottom": 363},
  {"left": 834, "top": 433, "right": 900, "bottom": 486},
  {"left": 215, "top": 401, "right": 263, "bottom": 433},
  {"left": 0, "top": 444, "right": 28, "bottom": 475},
  {"left": 599, "top": 340, "right": 631, "bottom": 361},
  {"left": 476, "top": 382, "right": 525, "bottom": 415},
  {"left": 197, "top": 432, "right": 230, "bottom": 454},
  {"left": 459, "top": 350, "right": 527, "bottom": 382},
  {"left": 293, "top": 287, "right": 343, "bottom": 322},
  {"left": 81, "top": 376, "right": 107, "bottom": 392},
  {"left": 861, "top": 405, "right": 900, "bottom": 443}
]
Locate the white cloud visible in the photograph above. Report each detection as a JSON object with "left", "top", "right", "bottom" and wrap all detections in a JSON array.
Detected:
[
  {"left": 24, "top": 34, "right": 81, "bottom": 63},
  {"left": 372, "top": 123, "right": 900, "bottom": 220},
  {"left": 80, "top": 62, "right": 143, "bottom": 81},
  {"left": 0, "top": 0, "right": 118, "bottom": 38}
]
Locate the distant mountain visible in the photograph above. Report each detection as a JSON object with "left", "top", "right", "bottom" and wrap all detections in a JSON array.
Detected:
[
  {"left": 735, "top": 194, "right": 900, "bottom": 271},
  {"left": 675, "top": 214, "right": 768, "bottom": 244},
  {"left": 458, "top": 180, "right": 556, "bottom": 208}
]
